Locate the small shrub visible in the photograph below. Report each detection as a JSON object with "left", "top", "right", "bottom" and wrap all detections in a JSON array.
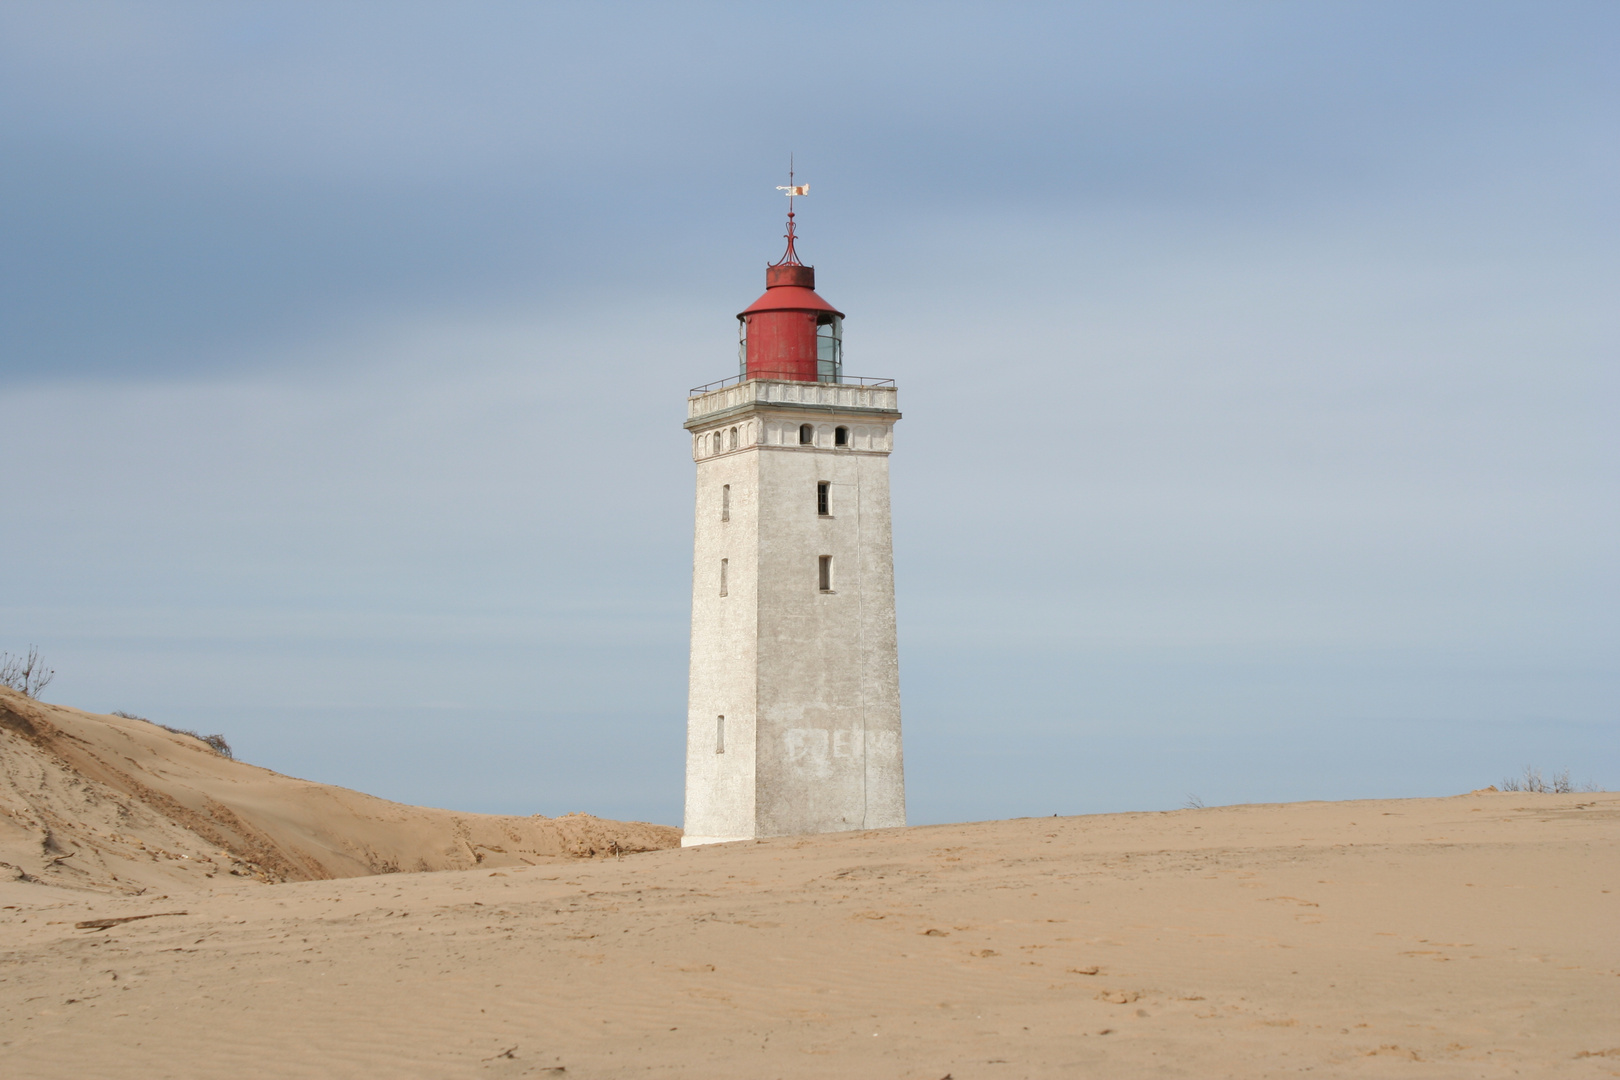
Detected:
[
  {"left": 113, "top": 710, "right": 233, "bottom": 759},
  {"left": 1497, "top": 766, "right": 1596, "bottom": 795},
  {"left": 0, "top": 645, "right": 54, "bottom": 699},
  {"left": 197, "top": 733, "right": 233, "bottom": 758}
]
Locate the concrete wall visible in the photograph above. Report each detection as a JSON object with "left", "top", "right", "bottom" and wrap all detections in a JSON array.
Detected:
[
  {"left": 684, "top": 383, "right": 905, "bottom": 844},
  {"left": 683, "top": 440, "right": 760, "bottom": 844},
  {"left": 685, "top": 379, "right": 898, "bottom": 425}
]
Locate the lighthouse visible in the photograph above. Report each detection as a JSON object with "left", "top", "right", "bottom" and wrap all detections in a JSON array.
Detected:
[{"left": 681, "top": 185, "right": 905, "bottom": 846}]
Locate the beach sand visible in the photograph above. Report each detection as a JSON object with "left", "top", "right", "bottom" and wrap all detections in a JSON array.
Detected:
[{"left": 2, "top": 688, "right": 1615, "bottom": 1077}]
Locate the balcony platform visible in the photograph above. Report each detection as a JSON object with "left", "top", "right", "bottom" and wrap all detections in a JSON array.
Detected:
[{"left": 686, "top": 377, "right": 899, "bottom": 429}]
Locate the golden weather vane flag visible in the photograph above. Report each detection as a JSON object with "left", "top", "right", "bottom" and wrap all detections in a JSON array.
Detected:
[{"left": 777, "top": 183, "right": 809, "bottom": 196}]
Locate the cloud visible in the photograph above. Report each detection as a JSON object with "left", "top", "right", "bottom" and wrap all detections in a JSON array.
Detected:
[{"left": 1, "top": 2, "right": 1615, "bottom": 819}]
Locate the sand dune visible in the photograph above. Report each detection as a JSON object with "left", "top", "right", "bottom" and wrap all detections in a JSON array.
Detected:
[
  {"left": 0, "top": 686, "right": 678, "bottom": 893},
  {"left": 1, "top": 685, "right": 1615, "bottom": 1077}
]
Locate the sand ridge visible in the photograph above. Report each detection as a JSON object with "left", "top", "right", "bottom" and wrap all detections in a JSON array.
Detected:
[
  {"left": 0, "top": 686, "right": 678, "bottom": 892},
  {"left": 1, "top": 784, "right": 1615, "bottom": 1078}
]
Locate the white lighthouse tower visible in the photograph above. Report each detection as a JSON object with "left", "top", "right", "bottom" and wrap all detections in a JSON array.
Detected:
[{"left": 681, "top": 187, "right": 905, "bottom": 846}]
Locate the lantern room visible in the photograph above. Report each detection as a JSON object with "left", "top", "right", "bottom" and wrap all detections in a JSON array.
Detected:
[{"left": 737, "top": 262, "right": 843, "bottom": 383}]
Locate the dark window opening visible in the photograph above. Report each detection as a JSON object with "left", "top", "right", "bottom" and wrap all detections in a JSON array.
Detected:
[
  {"left": 716, "top": 715, "right": 725, "bottom": 754},
  {"left": 818, "top": 555, "right": 832, "bottom": 592},
  {"left": 721, "top": 484, "right": 730, "bottom": 522},
  {"left": 720, "top": 558, "right": 729, "bottom": 597},
  {"left": 799, "top": 423, "right": 814, "bottom": 446},
  {"left": 729, "top": 426, "right": 739, "bottom": 450},
  {"left": 834, "top": 426, "right": 848, "bottom": 447},
  {"left": 817, "top": 481, "right": 830, "bottom": 516}
]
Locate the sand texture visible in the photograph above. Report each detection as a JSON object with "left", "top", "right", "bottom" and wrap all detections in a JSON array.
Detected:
[
  {"left": 0, "top": 686, "right": 679, "bottom": 892},
  {"left": 2, "top": 689, "right": 1616, "bottom": 1077}
]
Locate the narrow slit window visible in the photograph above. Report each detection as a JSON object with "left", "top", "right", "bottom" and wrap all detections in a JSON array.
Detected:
[
  {"left": 721, "top": 484, "right": 731, "bottom": 522},
  {"left": 818, "top": 555, "right": 832, "bottom": 592},
  {"left": 715, "top": 715, "right": 725, "bottom": 754},
  {"left": 799, "top": 423, "right": 814, "bottom": 446},
  {"left": 719, "top": 558, "right": 728, "bottom": 596},
  {"left": 817, "top": 481, "right": 830, "bottom": 516},
  {"left": 834, "top": 426, "right": 848, "bottom": 447}
]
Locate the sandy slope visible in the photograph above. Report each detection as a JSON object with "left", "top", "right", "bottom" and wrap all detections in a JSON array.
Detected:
[
  {"left": 0, "top": 686, "right": 678, "bottom": 892},
  {"left": 1, "top": 776, "right": 1615, "bottom": 1078}
]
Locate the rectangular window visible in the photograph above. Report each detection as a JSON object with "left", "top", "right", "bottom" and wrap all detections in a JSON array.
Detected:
[
  {"left": 722, "top": 484, "right": 731, "bottom": 522},
  {"left": 720, "top": 558, "right": 728, "bottom": 596},
  {"left": 817, "top": 481, "right": 829, "bottom": 516},
  {"left": 818, "top": 555, "right": 832, "bottom": 592},
  {"left": 715, "top": 715, "right": 725, "bottom": 754}
]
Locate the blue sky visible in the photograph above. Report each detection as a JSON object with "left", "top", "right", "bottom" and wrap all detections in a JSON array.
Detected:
[{"left": 2, "top": 2, "right": 1615, "bottom": 823}]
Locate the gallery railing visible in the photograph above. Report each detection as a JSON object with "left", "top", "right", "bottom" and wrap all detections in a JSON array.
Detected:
[{"left": 689, "top": 372, "right": 896, "bottom": 396}]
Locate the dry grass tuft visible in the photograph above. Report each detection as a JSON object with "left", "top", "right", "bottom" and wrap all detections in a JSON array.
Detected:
[{"left": 112, "top": 710, "right": 234, "bottom": 759}]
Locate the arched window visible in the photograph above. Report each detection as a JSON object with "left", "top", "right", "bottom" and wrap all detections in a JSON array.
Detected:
[
  {"left": 834, "top": 426, "right": 848, "bottom": 447},
  {"left": 729, "top": 426, "right": 739, "bottom": 450},
  {"left": 799, "top": 424, "right": 814, "bottom": 446}
]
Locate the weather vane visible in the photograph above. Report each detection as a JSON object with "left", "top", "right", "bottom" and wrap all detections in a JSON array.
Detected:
[{"left": 773, "top": 154, "right": 809, "bottom": 266}]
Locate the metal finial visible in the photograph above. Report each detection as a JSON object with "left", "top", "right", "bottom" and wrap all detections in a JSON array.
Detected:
[{"left": 773, "top": 154, "right": 809, "bottom": 266}]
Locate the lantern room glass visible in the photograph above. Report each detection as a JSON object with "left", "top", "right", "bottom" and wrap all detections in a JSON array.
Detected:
[{"left": 816, "top": 314, "right": 842, "bottom": 383}]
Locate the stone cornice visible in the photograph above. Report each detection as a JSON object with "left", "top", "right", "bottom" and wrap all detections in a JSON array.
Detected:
[
  {"left": 686, "top": 378, "right": 899, "bottom": 430},
  {"left": 683, "top": 400, "right": 901, "bottom": 431}
]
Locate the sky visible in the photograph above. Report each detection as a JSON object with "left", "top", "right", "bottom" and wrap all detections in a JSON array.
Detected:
[{"left": 2, "top": 1, "right": 1615, "bottom": 825}]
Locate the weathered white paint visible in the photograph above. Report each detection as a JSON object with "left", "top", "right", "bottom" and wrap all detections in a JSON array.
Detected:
[
  {"left": 685, "top": 379, "right": 899, "bottom": 425},
  {"left": 682, "top": 380, "right": 905, "bottom": 845}
]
